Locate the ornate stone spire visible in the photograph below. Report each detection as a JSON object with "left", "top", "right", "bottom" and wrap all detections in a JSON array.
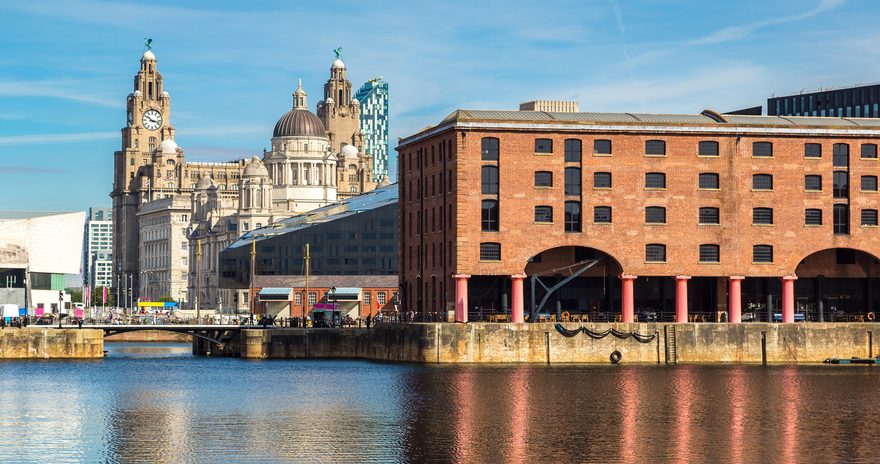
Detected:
[{"left": 293, "top": 79, "right": 307, "bottom": 110}]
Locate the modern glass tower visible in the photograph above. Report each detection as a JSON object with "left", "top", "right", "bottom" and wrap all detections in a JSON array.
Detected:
[{"left": 355, "top": 78, "right": 390, "bottom": 182}]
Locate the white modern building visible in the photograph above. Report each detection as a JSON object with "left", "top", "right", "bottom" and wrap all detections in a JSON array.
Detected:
[{"left": 0, "top": 211, "right": 85, "bottom": 314}]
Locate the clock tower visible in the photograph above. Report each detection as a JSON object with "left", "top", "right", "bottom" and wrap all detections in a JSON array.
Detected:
[{"left": 111, "top": 48, "right": 178, "bottom": 301}]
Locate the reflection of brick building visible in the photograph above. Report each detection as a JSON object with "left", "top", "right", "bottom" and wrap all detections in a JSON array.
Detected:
[
  {"left": 397, "top": 104, "right": 880, "bottom": 324},
  {"left": 252, "top": 275, "right": 398, "bottom": 320}
]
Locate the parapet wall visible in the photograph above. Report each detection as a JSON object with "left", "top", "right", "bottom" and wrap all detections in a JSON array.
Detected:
[
  {"left": 0, "top": 328, "right": 104, "bottom": 359},
  {"left": 231, "top": 323, "right": 878, "bottom": 364}
]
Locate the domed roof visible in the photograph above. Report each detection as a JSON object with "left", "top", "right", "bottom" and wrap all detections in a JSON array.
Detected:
[
  {"left": 161, "top": 91, "right": 170, "bottom": 98},
  {"left": 142, "top": 50, "right": 156, "bottom": 61},
  {"left": 157, "top": 138, "right": 179, "bottom": 154},
  {"left": 273, "top": 109, "right": 325, "bottom": 138},
  {"left": 332, "top": 59, "right": 345, "bottom": 69},
  {"left": 340, "top": 144, "right": 359, "bottom": 158},
  {"left": 195, "top": 175, "right": 214, "bottom": 190},
  {"left": 243, "top": 156, "right": 269, "bottom": 178}
]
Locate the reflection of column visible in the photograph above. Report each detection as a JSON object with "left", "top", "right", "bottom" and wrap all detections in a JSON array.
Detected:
[
  {"left": 511, "top": 274, "right": 526, "bottom": 323},
  {"left": 454, "top": 274, "right": 470, "bottom": 323},
  {"left": 453, "top": 369, "right": 474, "bottom": 463},
  {"left": 619, "top": 367, "right": 639, "bottom": 464},
  {"left": 620, "top": 275, "right": 636, "bottom": 323},
  {"left": 729, "top": 366, "right": 746, "bottom": 464},
  {"left": 676, "top": 276, "right": 691, "bottom": 323},
  {"left": 781, "top": 366, "right": 800, "bottom": 463},
  {"left": 673, "top": 366, "right": 693, "bottom": 462},
  {"left": 729, "top": 276, "right": 744, "bottom": 323},
  {"left": 507, "top": 367, "right": 529, "bottom": 463},
  {"left": 782, "top": 276, "right": 797, "bottom": 323}
]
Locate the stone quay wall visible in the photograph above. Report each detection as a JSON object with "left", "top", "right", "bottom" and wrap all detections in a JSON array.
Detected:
[
  {"left": 105, "top": 330, "right": 192, "bottom": 343},
  {"left": 223, "top": 323, "right": 880, "bottom": 364},
  {"left": 0, "top": 328, "right": 104, "bottom": 359}
]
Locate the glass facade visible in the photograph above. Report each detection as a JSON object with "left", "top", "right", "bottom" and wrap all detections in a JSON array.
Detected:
[
  {"left": 768, "top": 84, "right": 880, "bottom": 118},
  {"left": 355, "top": 78, "right": 390, "bottom": 182}
]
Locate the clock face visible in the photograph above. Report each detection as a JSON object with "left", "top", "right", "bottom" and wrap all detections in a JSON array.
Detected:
[{"left": 142, "top": 109, "right": 162, "bottom": 131}]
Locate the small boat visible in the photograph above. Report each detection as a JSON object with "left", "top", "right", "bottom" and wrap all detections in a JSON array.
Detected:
[{"left": 823, "top": 357, "right": 879, "bottom": 365}]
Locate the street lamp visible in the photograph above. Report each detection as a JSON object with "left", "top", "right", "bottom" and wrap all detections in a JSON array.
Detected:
[{"left": 329, "top": 286, "right": 336, "bottom": 327}]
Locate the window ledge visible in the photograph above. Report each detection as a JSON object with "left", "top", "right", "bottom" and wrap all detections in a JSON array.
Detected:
[
  {"left": 860, "top": 157, "right": 878, "bottom": 161},
  {"left": 645, "top": 222, "right": 667, "bottom": 226},
  {"left": 645, "top": 261, "right": 667, "bottom": 264},
  {"left": 752, "top": 261, "right": 774, "bottom": 265},
  {"left": 752, "top": 155, "right": 774, "bottom": 159},
  {"left": 593, "top": 153, "right": 612, "bottom": 157},
  {"left": 698, "top": 223, "right": 721, "bottom": 226},
  {"left": 481, "top": 230, "right": 500, "bottom": 233},
  {"left": 593, "top": 187, "right": 612, "bottom": 191},
  {"left": 861, "top": 225, "right": 879, "bottom": 228},
  {"left": 698, "top": 261, "right": 721, "bottom": 265},
  {"left": 534, "top": 222, "right": 553, "bottom": 225},
  {"left": 698, "top": 188, "right": 721, "bottom": 192},
  {"left": 697, "top": 155, "right": 720, "bottom": 158},
  {"left": 533, "top": 152, "right": 553, "bottom": 156},
  {"left": 751, "top": 189, "right": 773, "bottom": 192},
  {"left": 860, "top": 190, "right": 879, "bottom": 194},
  {"left": 752, "top": 223, "right": 774, "bottom": 227},
  {"left": 534, "top": 186, "right": 554, "bottom": 189},
  {"left": 644, "top": 154, "right": 667, "bottom": 158},
  {"left": 804, "top": 224, "right": 823, "bottom": 227},
  {"left": 645, "top": 188, "right": 667, "bottom": 191},
  {"left": 479, "top": 260, "right": 502, "bottom": 263},
  {"left": 593, "top": 222, "right": 613, "bottom": 225},
  {"left": 805, "top": 189, "right": 822, "bottom": 193}
]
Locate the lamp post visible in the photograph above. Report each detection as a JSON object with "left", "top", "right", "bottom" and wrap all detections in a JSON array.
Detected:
[{"left": 330, "top": 286, "right": 336, "bottom": 328}]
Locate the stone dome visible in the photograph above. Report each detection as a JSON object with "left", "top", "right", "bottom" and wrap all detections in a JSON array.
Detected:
[
  {"left": 340, "top": 144, "right": 359, "bottom": 158},
  {"left": 142, "top": 50, "right": 156, "bottom": 61},
  {"left": 195, "top": 175, "right": 214, "bottom": 190},
  {"left": 157, "top": 138, "right": 179, "bottom": 154},
  {"left": 273, "top": 109, "right": 326, "bottom": 138},
  {"left": 243, "top": 156, "right": 269, "bottom": 178},
  {"left": 332, "top": 59, "right": 345, "bottom": 69},
  {"left": 161, "top": 91, "right": 170, "bottom": 98}
]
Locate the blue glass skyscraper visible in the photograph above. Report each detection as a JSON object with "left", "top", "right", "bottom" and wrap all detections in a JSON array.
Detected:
[{"left": 355, "top": 78, "right": 390, "bottom": 182}]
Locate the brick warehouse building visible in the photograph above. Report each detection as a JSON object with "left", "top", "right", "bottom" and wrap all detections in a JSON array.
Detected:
[{"left": 397, "top": 103, "right": 880, "bottom": 324}]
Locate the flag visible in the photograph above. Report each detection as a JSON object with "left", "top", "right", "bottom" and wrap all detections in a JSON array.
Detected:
[
  {"left": 84, "top": 285, "right": 90, "bottom": 307},
  {"left": 103, "top": 287, "right": 107, "bottom": 305}
]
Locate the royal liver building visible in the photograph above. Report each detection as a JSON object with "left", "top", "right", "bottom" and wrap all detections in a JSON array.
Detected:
[{"left": 110, "top": 47, "right": 384, "bottom": 311}]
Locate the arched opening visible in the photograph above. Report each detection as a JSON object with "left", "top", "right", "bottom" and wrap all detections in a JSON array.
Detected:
[
  {"left": 794, "top": 248, "right": 880, "bottom": 322},
  {"left": 521, "top": 246, "right": 623, "bottom": 322}
]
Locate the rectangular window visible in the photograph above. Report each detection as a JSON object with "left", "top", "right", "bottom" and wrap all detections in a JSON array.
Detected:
[
  {"left": 377, "top": 292, "right": 387, "bottom": 305},
  {"left": 481, "top": 200, "right": 499, "bottom": 231},
  {"left": 699, "top": 207, "right": 720, "bottom": 224},
  {"left": 564, "top": 139, "right": 582, "bottom": 162},
  {"left": 535, "top": 138, "right": 553, "bottom": 154},
  {"left": 308, "top": 292, "right": 317, "bottom": 305},
  {"left": 295, "top": 293, "right": 302, "bottom": 305},
  {"left": 753, "top": 207, "right": 773, "bottom": 225},
  {"left": 594, "top": 206, "right": 612, "bottom": 224},
  {"left": 481, "top": 137, "right": 499, "bottom": 160},
  {"left": 364, "top": 292, "right": 371, "bottom": 306},
  {"left": 645, "top": 140, "right": 666, "bottom": 156},
  {"left": 752, "top": 174, "right": 773, "bottom": 190},
  {"left": 534, "top": 171, "right": 553, "bottom": 187},
  {"left": 646, "top": 244, "right": 666, "bottom": 262},
  {"left": 753, "top": 245, "right": 773, "bottom": 263},
  {"left": 594, "top": 172, "right": 612, "bottom": 189},
  {"left": 805, "top": 175, "right": 822, "bottom": 191},
  {"left": 862, "top": 209, "right": 879, "bottom": 226},
  {"left": 862, "top": 175, "right": 878, "bottom": 192},
  {"left": 834, "top": 204, "right": 850, "bottom": 234},
  {"left": 481, "top": 166, "right": 499, "bottom": 194},
  {"left": 479, "top": 242, "right": 501, "bottom": 261},
  {"left": 564, "top": 201, "right": 581, "bottom": 232},
  {"left": 805, "top": 208, "right": 823, "bottom": 225},
  {"left": 862, "top": 143, "right": 878, "bottom": 159},
  {"left": 564, "top": 167, "right": 581, "bottom": 195},
  {"left": 698, "top": 173, "right": 720, "bottom": 189},
  {"left": 833, "top": 171, "right": 849, "bottom": 199},
  {"left": 699, "top": 244, "right": 720, "bottom": 263},
  {"left": 833, "top": 143, "right": 850, "bottom": 167},
  {"left": 698, "top": 141, "right": 719, "bottom": 157},
  {"left": 753, "top": 142, "right": 773, "bottom": 157},
  {"left": 805, "top": 143, "right": 822, "bottom": 158},
  {"left": 645, "top": 172, "right": 666, "bottom": 189},
  {"left": 645, "top": 206, "right": 666, "bottom": 224},
  {"left": 534, "top": 206, "right": 553, "bottom": 223},
  {"left": 594, "top": 139, "right": 612, "bottom": 155}
]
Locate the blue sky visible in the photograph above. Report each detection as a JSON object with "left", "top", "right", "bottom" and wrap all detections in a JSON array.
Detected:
[{"left": 1, "top": 0, "right": 877, "bottom": 211}]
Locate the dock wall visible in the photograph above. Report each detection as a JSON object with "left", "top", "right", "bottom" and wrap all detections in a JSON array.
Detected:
[
  {"left": 0, "top": 328, "right": 104, "bottom": 359},
  {"left": 223, "top": 322, "right": 878, "bottom": 364}
]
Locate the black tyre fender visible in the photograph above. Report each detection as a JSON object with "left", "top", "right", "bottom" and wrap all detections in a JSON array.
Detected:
[{"left": 610, "top": 350, "right": 623, "bottom": 364}]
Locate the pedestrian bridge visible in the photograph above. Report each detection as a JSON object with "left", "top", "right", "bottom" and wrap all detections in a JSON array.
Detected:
[{"left": 59, "top": 324, "right": 249, "bottom": 347}]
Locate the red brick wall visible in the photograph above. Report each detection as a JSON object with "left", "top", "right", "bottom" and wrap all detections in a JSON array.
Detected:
[{"left": 399, "top": 124, "right": 880, "bottom": 311}]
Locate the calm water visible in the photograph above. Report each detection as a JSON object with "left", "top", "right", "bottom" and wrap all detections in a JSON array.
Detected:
[{"left": 0, "top": 343, "right": 879, "bottom": 463}]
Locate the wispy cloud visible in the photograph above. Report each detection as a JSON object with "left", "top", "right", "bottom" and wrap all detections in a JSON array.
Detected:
[
  {"left": 691, "top": 0, "right": 845, "bottom": 45},
  {"left": 0, "top": 131, "right": 116, "bottom": 145},
  {"left": 0, "top": 79, "right": 119, "bottom": 108},
  {"left": 609, "top": 0, "right": 634, "bottom": 78}
]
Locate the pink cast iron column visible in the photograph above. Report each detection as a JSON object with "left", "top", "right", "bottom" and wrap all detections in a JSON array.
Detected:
[
  {"left": 675, "top": 276, "right": 691, "bottom": 323},
  {"left": 510, "top": 274, "right": 526, "bottom": 323},
  {"left": 728, "top": 276, "right": 744, "bottom": 323},
  {"left": 620, "top": 275, "right": 637, "bottom": 323},
  {"left": 781, "top": 276, "right": 797, "bottom": 323},
  {"left": 453, "top": 274, "right": 470, "bottom": 323}
]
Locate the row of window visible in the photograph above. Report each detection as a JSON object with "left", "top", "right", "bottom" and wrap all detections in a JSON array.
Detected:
[
  {"left": 481, "top": 137, "right": 880, "bottom": 160},
  {"left": 480, "top": 202, "right": 878, "bottom": 231},
  {"left": 487, "top": 168, "right": 879, "bottom": 195},
  {"left": 479, "top": 242, "right": 779, "bottom": 264}
]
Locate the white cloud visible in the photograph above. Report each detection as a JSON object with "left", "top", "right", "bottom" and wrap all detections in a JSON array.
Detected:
[
  {"left": 0, "top": 131, "right": 116, "bottom": 145},
  {"left": 691, "top": 0, "right": 846, "bottom": 45},
  {"left": 0, "top": 79, "right": 119, "bottom": 108}
]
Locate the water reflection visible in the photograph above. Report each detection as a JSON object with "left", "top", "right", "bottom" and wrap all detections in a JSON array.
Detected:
[{"left": 1, "top": 345, "right": 879, "bottom": 463}]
